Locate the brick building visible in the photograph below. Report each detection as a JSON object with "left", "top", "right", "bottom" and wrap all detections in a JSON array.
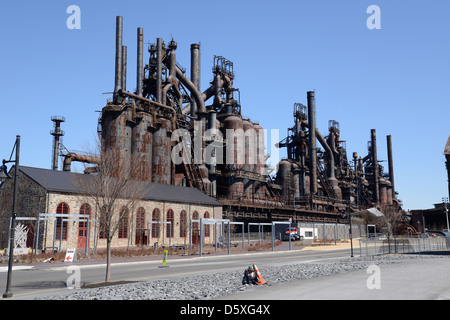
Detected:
[{"left": 0, "top": 166, "right": 222, "bottom": 252}]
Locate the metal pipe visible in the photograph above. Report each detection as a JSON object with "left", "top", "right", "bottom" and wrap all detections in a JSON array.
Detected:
[
  {"left": 114, "top": 16, "right": 123, "bottom": 102},
  {"left": 300, "top": 119, "right": 339, "bottom": 196},
  {"left": 315, "top": 129, "right": 335, "bottom": 180},
  {"left": 51, "top": 116, "right": 65, "bottom": 170},
  {"left": 446, "top": 136, "right": 450, "bottom": 202},
  {"left": 156, "top": 38, "right": 163, "bottom": 103},
  {"left": 2, "top": 135, "right": 20, "bottom": 298},
  {"left": 122, "top": 45, "right": 127, "bottom": 92},
  {"left": 63, "top": 153, "right": 101, "bottom": 172},
  {"left": 136, "top": 27, "right": 144, "bottom": 97},
  {"left": 190, "top": 44, "right": 200, "bottom": 116},
  {"left": 181, "top": 84, "right": 217, "bottom": 115},
  {"left": 191, "top": 44, "right": 200, "bottom": 90},
  {"left": 213, "top": 70, "right": 223, "bottom": 107},
  {"left": 161, "top": 41, "right": 177, "bottom": 105},
  {"left": 371, "top": 129, "right": 380, "bottom": 203},
  {"left": 118, "top": 89, "right": 176, "bottom": 129},
  {"left": 307, "top": 91, "right": 317, "bottom": 196},
  {"left": 386, "top": 135, "right": 395, "bottom": 198},
  {"left": 208, "top": 110, "right": 217, "bottom": 196},
  {"left": 175, "top": 65, "right": 206, "bottom": 114}
]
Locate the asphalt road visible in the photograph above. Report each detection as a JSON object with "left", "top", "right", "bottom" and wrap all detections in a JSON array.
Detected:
[{"left": 0, "top": 246, "right": 351, "bottom": 300}]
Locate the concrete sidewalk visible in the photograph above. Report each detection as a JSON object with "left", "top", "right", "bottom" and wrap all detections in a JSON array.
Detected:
[{"left": 217, "top": 257, "right": 450, "bottom": 300}]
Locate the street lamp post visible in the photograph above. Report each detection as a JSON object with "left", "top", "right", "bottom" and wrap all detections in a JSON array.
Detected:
[
  {"left": 348, "top": 209, "right": 354, "bottom": 258},
  {"left": 0, "top": 135, "right": 20, "bottom": 299},
  {"left": 342, "top": 206, "right": 354, "bottom": 258}
]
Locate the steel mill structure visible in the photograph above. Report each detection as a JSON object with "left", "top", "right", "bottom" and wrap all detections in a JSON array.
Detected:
[{"left": 60, "top": 16, "right": 404, "bottom": 226}]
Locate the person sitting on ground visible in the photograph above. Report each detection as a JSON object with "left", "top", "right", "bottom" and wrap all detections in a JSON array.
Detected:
[{"left": 242, "top": 265, "right": 257, "bottom": 285}]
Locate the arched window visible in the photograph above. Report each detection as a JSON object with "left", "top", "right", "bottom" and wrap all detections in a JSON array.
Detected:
[
  {"left": 136, "top": 207, "right": 146, "bottom": 245},
  {"left": 56, "top": 202, "right": 69, "bottom": 240},
  {"left": 136, "top": 207, "right": 145, "bottom": 244},
  {"left": 192, "top": 211, "right": 199, "bottom": 236},
  {"left": 118, "top": 207, "right": 129, "bottom": 239},
  {"left": 180, "top": 210, "right": 187, "bottom": 238},
  {"left": 152, "top": 208, "right": 160, "bottom": 238},
  {"left": 204, "top": 211, "right": 210, "bottom": 237},
  {"left": 166, "top": 209, "right": 174, "bottom": 238}
]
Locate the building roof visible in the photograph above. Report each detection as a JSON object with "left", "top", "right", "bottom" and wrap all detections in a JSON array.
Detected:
[{"left": 19, "top": 166, "right": 222, "bottom": 207}]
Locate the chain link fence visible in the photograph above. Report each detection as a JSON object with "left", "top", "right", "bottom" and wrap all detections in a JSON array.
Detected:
[{"left": 358, "top": 236, "right": 450, "bottom": 257}]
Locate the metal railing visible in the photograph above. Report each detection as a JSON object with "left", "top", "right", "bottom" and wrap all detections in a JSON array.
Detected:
[{"left": 358, "top": 236, "right": 450, "bottom": 257}]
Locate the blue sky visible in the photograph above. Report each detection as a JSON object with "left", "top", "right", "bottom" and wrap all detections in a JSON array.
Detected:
[{"left": 0, "top": 0, "right": 449, "bottom": 210}]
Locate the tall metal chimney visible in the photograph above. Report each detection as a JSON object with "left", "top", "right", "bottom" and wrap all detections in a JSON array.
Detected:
[
  {"left": 122, "top": 45, "right": 127, "bottom": 92},
  {"left": 136, "top": 27, "right": 144, "bottom": 97},
  {"left": 156, "top": 38, "right": 163, "bottom": 103},
  {"left": 371, "top": 129, "right": 380, "bottom": 203},
  {"left": 386, "top": 135, "right": 395, "bottom": 198},
  {"left": 114, "top": 16, "right": 123, "bottom": 102},
  {"left": 51, "top": 116, "right": 65, "bottom": 170},
  {"left": 307, "top": 91, "right": 317, "bottom": 196},
  {"left": 190, "top": 43, "right": 200, "bottom": 116}
]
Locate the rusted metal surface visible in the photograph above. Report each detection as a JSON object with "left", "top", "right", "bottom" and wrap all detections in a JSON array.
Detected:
[
  {"left": 101, "top": 106, "right": 132, "bottom": 175},
  {"left": 131, "top": 112, "right": 152, "bottom": 181},
  {"left": 224, "top": 115, "right": 244, "bottom": 169},
  {"left": 151, "top": 118, "right": 172, "bottom": 184},
  {"left": 62, "top": 153, "right": 100, "bottom": 172}
]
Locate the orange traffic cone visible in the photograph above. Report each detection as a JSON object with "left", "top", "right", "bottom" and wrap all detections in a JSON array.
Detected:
[{"left": 253, "top": 263, "right": 267, "bottom": 285}]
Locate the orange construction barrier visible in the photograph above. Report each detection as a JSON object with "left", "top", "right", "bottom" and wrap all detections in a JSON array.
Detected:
[{"left": 253, "top": 263, "right": 267, "bottom": 285}]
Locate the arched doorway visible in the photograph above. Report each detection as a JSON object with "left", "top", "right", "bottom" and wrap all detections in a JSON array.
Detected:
[{"left": 77, "top": 203, "right": 91, "bottom": 249}]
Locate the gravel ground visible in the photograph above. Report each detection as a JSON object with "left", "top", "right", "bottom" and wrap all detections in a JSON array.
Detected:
[{"left": 37, "top": 254, "right": 448, "bottom": 300}]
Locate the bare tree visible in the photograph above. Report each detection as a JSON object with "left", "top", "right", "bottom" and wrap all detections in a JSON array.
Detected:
[
  {"left": 380, "top": 204, "right": 403, "bottom": 236},
  {"left": 77, "top": 146, "right": 145, "bottom": 282}
]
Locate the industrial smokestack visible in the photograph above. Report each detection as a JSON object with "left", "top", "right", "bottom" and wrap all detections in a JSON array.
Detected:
[
  {"left": 136, "top": 27, "right": 144, "bottom": 97},
  {"left": 371, "top": 129, "right": 380, "bottom": 203},
  {"left": 386, "top": 135, "right": 395, "bottom": 198},
  {"left": 122, "top": 45, "right": 127, "bottom": 92},
  {"left": 114, "top": 16, "right": 123, "bottom": 102},
  {"left": 156, "top": 38, "right": 163, "bottom": 103},
  {"left": 50, "top": 116, "right": 65, "bottom": 170},
  {"left": 190, "top": 43, "right": 200, "bottom": 115},
  {"left": 307, "top": 91, "right": 317, "bottom": 196}
]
